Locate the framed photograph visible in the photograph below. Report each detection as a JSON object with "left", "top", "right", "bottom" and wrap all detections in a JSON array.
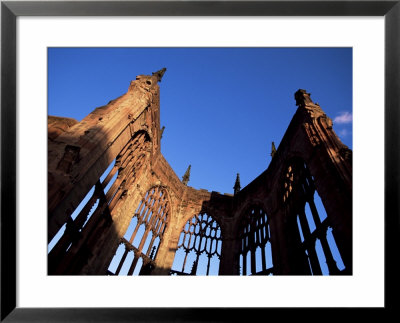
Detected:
[{"left": 2, "top": 0, "right": 399, "bottom": 321}]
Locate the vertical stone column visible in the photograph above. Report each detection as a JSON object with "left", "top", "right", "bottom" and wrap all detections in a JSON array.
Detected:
[
  {"left": 218, "top": 235, "right": 240, "bottom": 275},
  {"left": 295, "top": 89, "right": 352, "bottom": 274}
]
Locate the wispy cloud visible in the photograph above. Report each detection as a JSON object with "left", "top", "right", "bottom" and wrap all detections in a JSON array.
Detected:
[
  {"left": 334, "top": 112, "right": 352, "bottom": 124},
  {"left": 338, "top": 129, "right": 348, "bottom": 137}
]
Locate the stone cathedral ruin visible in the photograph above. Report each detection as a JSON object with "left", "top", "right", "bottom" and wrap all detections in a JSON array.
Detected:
[{"left": 48, "top": 69, "right": 352, "bottom": 276}]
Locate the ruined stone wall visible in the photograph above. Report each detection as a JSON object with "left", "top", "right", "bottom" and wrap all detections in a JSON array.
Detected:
[{"left": 48, "top": 72, "right": 352, "bottom": 276}]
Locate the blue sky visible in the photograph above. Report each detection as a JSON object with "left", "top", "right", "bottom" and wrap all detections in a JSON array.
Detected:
[
  {"left": 48, "top": 48, "right": 351, "bottom": 274},
  {"left": 48, "top": 47, "right": 352, "bottom": 195}
]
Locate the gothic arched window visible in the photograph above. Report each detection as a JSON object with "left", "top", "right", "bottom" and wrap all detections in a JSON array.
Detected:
[
  {"left": 238, "top": 206, "right": 273, "bottom": 275},
  {"left": 107, "top": 185, "right": 169, "bottom": 275},
  {"left": 48, "top": 131, "right": 150, "bottom": 274},
  {"left": 171, "top": 213, "right": 222, "bottom": 275},
  {"left": 283, "top": 158, "right": 345, "bottom": 275}
]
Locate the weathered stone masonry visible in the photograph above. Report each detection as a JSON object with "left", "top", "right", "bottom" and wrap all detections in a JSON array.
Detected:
[{"left": 48, "top": 70, "right": 352, "bottom": 275}]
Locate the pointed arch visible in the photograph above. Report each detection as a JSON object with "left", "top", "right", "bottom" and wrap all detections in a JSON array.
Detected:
[
  {"left": 171, "top": 212, "right": 222, "bottom": 275},
  {"left": 107, "top": 185, "right": 170, "bottom": 275},
  {"left": 48, "top": 130, "right": 152, "bottom": 274},
  {"left": 282, "top": 156, "right": 345, "bottom": 275},
  {"left": 237, "top": 204, "right": 273, "bottom": 275}
]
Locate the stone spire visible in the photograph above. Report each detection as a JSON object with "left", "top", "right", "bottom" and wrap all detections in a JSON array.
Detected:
[
  {"left": 233, "top": 173, "right": 241, "bottom": 195},
  {"left": 271, "top": 141, "right": 277, "bottom": 158},
  {"left": 152, "top": 67, "right": 167, "bottom": 83},
  {"left": 294, "top": 89, "right": 314, "bottom": 107},
  {"left": 182, "top": 164, "right": 191, "bottom": 185}
]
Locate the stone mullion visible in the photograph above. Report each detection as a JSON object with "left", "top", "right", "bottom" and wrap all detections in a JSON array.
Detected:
[
  {"left": 140, "top": 216, "right": 158, "bottom": 256},
  {"left": 206, "top": 254, "right": 212, "bottom": 276},
  {"left": 186, "top": 230, "right": 194, "bottom": 250},
  {"left": 260, "top": 224, "right": 267, "bottom": 272},
  {"left": 115, "top": 247, "right": 129, "bottom": 275},
  {"left": 52, "top": 201, "right": 109, "bottom": 274},
  {"left": 145, "top": 234, "right": 157, "bottom": 257},
  {"left": 305, "top": 182, "right": 340, "bottom": 275},
  {"left": 136, "top": 213, "right": 155, "bottom": 257},
  {"left": 127, "top": 253, "right": 140, "bottom": 275},
  {"left": 307, "top": 198, "right": 322, "bottom": 227},
  {"left": 135, "top": 198, "right": 147, "bottom": 219},
  {"left": 138, "top": 194, "right": 153, "bottom": 224},
  {"left": 250, "top": 220, "right": 256, "bottom": 275},
  {"left": 101, "top": 165, "right": 119, "bottom": 189},
  {"left": 103, "top": 159, "right": 143, "bottom": 203},
  {"left": 48, "top": 217, "right": 80, "bottom": 273},
  {"left": 142, "top": 202, "right": 153, "bottom": 224},
  {"left": 107, "top": 184, "right": 126, "bottom": 213},
  {"left": 119, "top": 141, "right": 139, "bottom": 169},
  {"left": 155, "top": 204, "right": 168, "bottom": 232},
  {"left": 104, "top": 171, "right": 126, "bottom": 203},
  {"left": 118, "top": 150, "right": 137, "bottom": 177},
  {"left": 131, "top": 133, "right": 145, "bottom": 152},
  {"left": 242, "top": 244, "right": 247, "bottom": 275},
  {"left": 127, "top": 155, "right": 147, "bottom": 188},
  {"left": 74, "top": 194, "right": 99, "bottom": 226},
  {"left": 298, "top": 210, "right": 322, "bottom": 275},
  {"left": 147, "top": 193, "right": 163, "bottom": 228},
  {"left": 126, "top": 134, "right": 144, "bottom": 159},
  {"left": 128, "top": 217, "right": 143, "bottom": 244},
  {"left": 153, "top": 204, "right": 165, "bottom": 233},
  {"left": 157, "top": 217, "right": 167, "bottom": 236},
  {"left": 107, "top": 169, "right": 131, "bottom": 211},
  {"left": 76, "top": 197, "right": 108, "bottom": 238},
  {"left": 49, "top": 190, "right": 98, "bottom": 258},
  {"left": 194, "top": 247, "right": 201, "bottom": 275},
  {"left": 318, "top": 230, "right": 340, "bottom": 275},
  {"left": 120, "top": 141, "right": 136, "bottom": 167},
  {"left": 121, "top": 144, "right": 144, "bottom": 174},
  {"left": 181, "top": 246, "right": 190, "bottom": 272},
  {"left": 142, "top": 192, "right": 156, "bottom": 223},
  {"left": 119, "top": 154, "right": 145, "bottom": 192},
  {"left": 215, "top": 239, "right": 221, "bottom": 257},
  {"left": 118, "top": 153, "right": 132, "bottom": 174},
  {"left": 117, "top": 142, "right": 132, "bottom": 162},
  {"left": 71, "top": 181, "right": 104, "bottom": 229},
  {"left": 48, "top": 225, "right": 72, "bottom": 259},
  {"left": 255, "top": 219, "right": 261, "bottom": 246}
]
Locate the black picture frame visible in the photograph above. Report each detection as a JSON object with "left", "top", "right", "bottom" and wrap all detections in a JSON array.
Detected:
[{"left": 1, "top": 1, "right": 399, "bottom": 321}]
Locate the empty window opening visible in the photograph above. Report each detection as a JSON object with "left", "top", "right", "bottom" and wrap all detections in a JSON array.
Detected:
[
  {"left": 108, "top": 185, "right": 169, "bottom": 275},
  {"left": 246, "top": 251, "right": 251, "bottom": 276},
  {"left": 305, "top": 203, "right": 316, "bottom": 232},
  {"left": 326, "top": 227, "right": 345, "bottom": 271},
  {"left": 132, "top": 224, "right": 146, "bottom": 247},
  {"left": 283, "top": 158, "right": 345, "bottom": 275},
  {"left": 107, "top": 244, "right": 125, "bottom": 274},
  {"left": 238, "top": 206, "right": 273, "bottom": 275},
  {"left": 297, "top": 216, "right": 305, "bottom": 243},
  {"left": 255, "top": 247, "right": 263, "bottom": 272},
  {"left": 171, "top": 213, "right": 222, "bottom": 275},
  {"left": 314, "top": 191, "right": 328, "bottom": 222},
  {"left": 123, "top": 217, "right": 138, "bottom": 241},
  {"left": 133, "top": 257, "right": 143, "bottom": 276},
  {"left": 48, "top": 223, "right": 66, "bottom": 253},
  {"left": 265, "top": 241, "right": 273, "bottom": 269},
  {"left": 315, "top": 239, "right": 329, "bottom": 275},
  {"left": 119, "top": 251, "right": 135, "bottom": 276}
]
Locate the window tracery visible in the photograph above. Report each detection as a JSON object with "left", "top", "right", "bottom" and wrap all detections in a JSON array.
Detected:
[
  {"left": 171, "top": 213, "right": 222, "bottom": 275},
  {"left": 108, "top": 185, "right": 169, "bottom": 275},
  {"left": 48, "top": 131, "right": 149, "bottom": 274},
  {"left": 238, "top": 206, "right": 273, "bottom": 275},
  {"left": 283, "top": 158, "right": 345, "bottom": 275}
]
